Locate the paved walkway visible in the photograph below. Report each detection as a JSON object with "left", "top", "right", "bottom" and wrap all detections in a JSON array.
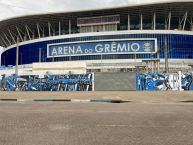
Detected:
[
  {"left": 0, "top": 91, "right": 193, "bottom": 103},
  {"left": 0, "top": 102, "right": 193, "bottom": 145}
]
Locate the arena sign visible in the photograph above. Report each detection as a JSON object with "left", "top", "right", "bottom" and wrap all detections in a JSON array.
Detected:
[{"left": 47, "top": 39, "right": 156, "bottom": 57}]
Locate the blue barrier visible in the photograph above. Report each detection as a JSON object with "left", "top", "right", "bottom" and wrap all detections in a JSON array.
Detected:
[{"left": 0, "top": 66, "right": 6, "bottom": 70}]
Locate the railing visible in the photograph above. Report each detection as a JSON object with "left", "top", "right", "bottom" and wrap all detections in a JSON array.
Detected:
[{"left": 87, "top": 62, "right": 193, "bottom": 73}]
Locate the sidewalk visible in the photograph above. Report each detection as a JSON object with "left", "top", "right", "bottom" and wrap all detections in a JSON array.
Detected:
[{"left": 0, "top": 91, "right": 193, "bottom": 103}]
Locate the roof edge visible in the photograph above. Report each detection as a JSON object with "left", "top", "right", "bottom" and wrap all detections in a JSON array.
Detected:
[{"left": 0, "top": 0, "right": 192, "bottom": 23}]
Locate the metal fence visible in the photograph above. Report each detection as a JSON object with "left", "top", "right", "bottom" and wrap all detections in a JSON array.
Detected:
[{"left": 87, "top": 62, "right": 193, "bottom": 73}]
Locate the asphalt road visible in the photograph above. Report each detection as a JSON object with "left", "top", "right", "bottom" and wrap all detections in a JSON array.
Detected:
[{"left": 0, "top": 102, "right": 193, "bottom": 145}]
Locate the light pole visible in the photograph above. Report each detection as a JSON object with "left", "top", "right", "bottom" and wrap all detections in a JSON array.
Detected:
[
  {"left": 20, "top": 53, "right": 23, "bottom": 75},
  {"left": 42, "top": 50, "right": 44, "bottom": 62},
  {"left": 151, "top": 48, "right": 153, "bottom": 73},
  {"left": 3, "top": 56, "right": 5, "bottom": 66},
  {"left": 20, "top": 53, "right": 22, "bottom": 65},
  {"left": 15, "top": 37, "right": 19, "bottom": 76},
  {"left": 70, "top": 52, "right": 71, "bottom": 62},
  {"left": 186, "top": 54, "right": 189, "bottom": 59},
  {"left": 183, "top": 61, "right": 185, "bottom": 72},
  {"left": 101, "top": 51, "right": 102, "bottom": 72},
  {"left": 52, "top": 54, "right": 54, "bottom": 62}
]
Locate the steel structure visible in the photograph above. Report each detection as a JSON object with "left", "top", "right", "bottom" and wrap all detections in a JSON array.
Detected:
[
  {"left": 0, "top": 0, "right": 193, "bottom": 73},
  {"left": 0, "top": 1, "right": 193, "bottom": 47}
]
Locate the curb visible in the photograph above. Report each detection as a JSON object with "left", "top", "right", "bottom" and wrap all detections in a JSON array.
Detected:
[{"left": 0, "top": 99, "right": 130, "bottom": 103}]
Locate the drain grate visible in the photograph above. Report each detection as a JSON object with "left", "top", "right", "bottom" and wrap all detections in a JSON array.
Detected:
[
  {"left": 111, "top": 100, "right": 132, "bottom": 103},
  {"left": 181, "top": 101, "right": 193, "bottom": 103}
]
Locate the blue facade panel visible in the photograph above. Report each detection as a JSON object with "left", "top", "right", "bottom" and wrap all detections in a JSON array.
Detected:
[
  {"left": 48, "top": 40, "right": 155, "bottom": 57},
  {"left": 1, "top": 33, "right": 193, "bottom": 66}
]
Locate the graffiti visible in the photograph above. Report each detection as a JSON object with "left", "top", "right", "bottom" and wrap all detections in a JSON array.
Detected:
[
  {"left": 1, "top": 74, "right": 92, "bottom": 91},
  {"left": 2, "top": 72, "right": 193, "bottom": 91},
  {"left": 136, "top": 73, "right": 193, "bottom": 91}
]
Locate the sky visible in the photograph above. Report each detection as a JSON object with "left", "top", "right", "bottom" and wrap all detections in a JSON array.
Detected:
[{"left": 0, "top": 0, "right": 177, "bottom": 65}]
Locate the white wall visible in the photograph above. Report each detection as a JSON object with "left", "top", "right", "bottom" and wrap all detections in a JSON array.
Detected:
[
  {"left": 0, "top": 47, "right": 4, "bottom": 66},
  {"left": 0, "top": 61, "right": 87, "bottom": 78},
  {"left": 32, "top": 61, "right": 87, "bottom": 75}
]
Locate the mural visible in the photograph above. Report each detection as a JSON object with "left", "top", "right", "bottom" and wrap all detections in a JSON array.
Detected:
[
  {"left": 1, "top": 74, "right": 92, "bottom": 91},
  {"left": 136, "top": 73, "right": 193, "bottom": 91},
  {"left": 2, "top": 72, "right": 193, "bottom": 91}
]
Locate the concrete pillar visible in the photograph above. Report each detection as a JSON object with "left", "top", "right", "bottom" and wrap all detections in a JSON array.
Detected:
[
  {"left": 69, "top": 19, "right": 71, "bottom": 34},
  {"left": 59, "top": 21, "right": 61, "bottom": 35},
  {"left": 140, "top": 14, "right": 143, "bottom": 30},
  {"left": 52, "top": 54, "right": 54, "bottom": 62},
  {"left": 24, "top": 31, "right": 27, "bottom": 41},
  {"left": 91, "top": 25, "right": 93, "bottom": 32},
  {"left": 165, "top": 25, "right": 167, "bottom": 30},
  {"left": 157, "top": 44, "right": 160, "bottom": 73},
  {"left": 32, "top": 29, "right": 35, "bottom": 39},
  {"left": 48, "top": 22, "right": 51, "bottom": 37},
  {"left": 165, "top": 17, "right": 167, "bottom": 30},
  {"left": 42, "top": 27, "right": 45, "bottom": 37},
  {"left": 190, "top": 24, "right": 193, "bottom": 31},
  {"left": 151, "top": 49, "right": 153, "bottom": 73},
  {"left": 154, "top": 61, "right": 156, "bottom": 73},
  {"left": 168, "top": 11, "right": 171, "bottom": 30},
  {"left": 128, "top": 14, "right": 130, "bottom": 30},
  {"left": 178, "top": 24, "right": 182, "bottom": 30},
  {"left": 146, "top": 62, "right": 148, "bottom": 73},
  {"left": 15, "top": 37, "right": 19, "bottom": 75},
  {"left": 154, "top": 12, "right": 156, "bottom": 30},
  {"left": 53, "top": 27, "right": 55, "bottom": 36},
  {"left": 179, "top": 71, "right": 182, "bottom": 91},
  {"left": 115, "top": 23, "right": 117, "bottom": 31},
  {"left": 157, "top": 58, "right": 160, "bottom": 73},
  {"left": 103, "top": 24, "right": 105, "bottom": 31}
]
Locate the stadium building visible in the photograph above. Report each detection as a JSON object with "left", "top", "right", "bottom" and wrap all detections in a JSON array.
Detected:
[{"left": 0, "top": 0, "right": 193, "bottom": 73}]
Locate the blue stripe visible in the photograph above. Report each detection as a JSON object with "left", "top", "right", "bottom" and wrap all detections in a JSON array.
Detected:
[
  {"left": 90, "top": 100, "right": 111, "bottom": 103},
  {"left": 34, "top": 99, "right": 52, "bottom": 101},
  {"left": 0, "top": 99, "right": 114, "bottom": 103}
]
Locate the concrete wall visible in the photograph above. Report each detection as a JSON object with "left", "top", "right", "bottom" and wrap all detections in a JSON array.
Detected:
[
  {"left": 0, "top": 61, "right": 87, "bottom": 76},
  {"left": 32, "top": 61, "right": 86, "bottom": 75},
  {"left": 94, "top": 72, "right": 136, "bottom": 91}
]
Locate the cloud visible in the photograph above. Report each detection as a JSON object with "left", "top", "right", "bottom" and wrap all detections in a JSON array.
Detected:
[{"left": 0, "top": 0, "right": 176, "bottom": 20}]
